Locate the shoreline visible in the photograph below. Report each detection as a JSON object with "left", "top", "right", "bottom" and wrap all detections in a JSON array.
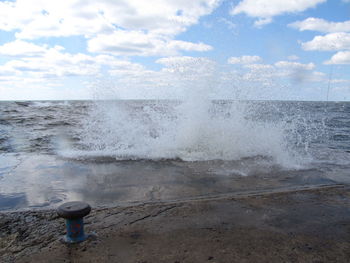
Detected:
[{"left": 1, "top": 184, "right": 350, "bottom": 262}]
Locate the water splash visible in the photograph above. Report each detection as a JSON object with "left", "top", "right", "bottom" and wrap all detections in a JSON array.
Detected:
[
  {"left": 58, "top": 59, "right": 319, "bottom": 169},
  {"left": 57, "top": 100, "right": 303, "bottom": 169}
]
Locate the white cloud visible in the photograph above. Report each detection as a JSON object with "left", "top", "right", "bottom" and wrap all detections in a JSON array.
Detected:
[
  {"left": 98, "top": 55, "right": 150, "bottom": 77},
  {"left": 240, "top": 59, "right": 324, "bottom": 84},
  {"left": 0, "top": 50, "right": 154, "bottom": 100},
  {"left": 230, "top": 0, "right": 325, "bottom": 26},
  {"left": 274, "top": 61, "right": 315, "bottom": 70},
  {"left": 273, "top": 61, "right": 323, "bottom": 83},
  {"left": 227, "top": 55, "right": 262, "bottom": 64},
  {"left": 0, "top": 53, "right": 329, "bottom": 100},
  {"left": 88, "top": 31, "right": 212, "bottom": 56},
  {"left": 0, "top": 0, "right": 219, "bottom": 39},
  {"left": 325, "top": 51, "right": 350, "bottom": 64},
  {"left": 157, "top": 56, "right": 216, "bottom": 73},
  {"left": 302, "top": 32, "right": 350, "bottom": 51},
  {"left": 226, "top": 57, "right": 323, "bottom": 86},
  {"left": 3, "top": 51, "right": 100, "bottom": 78},
  {"left": 0, "top": 65, "right": 17, "bottom": 76},
  {"left": 0, "top": 40, "right": 64, "bottom": 57},
  {"left": 228, "top": 56, "right": 322, "bottom": 85},
  {"left": 155, "top": 57, "right": 217, "bottom": 92},
  {"left": 0, "top": 40, "right": 148, "bottom": 86},
  {"left": 297, "top": 71, "right": 325, "bottom": 82},
  {"left": 96, "top": 55, "right": 146, "bottom": 72},
  {"left": 243, "top": 63, "right": 274, "bottom": 70},
  {"left": 289, "top": 17, "right": 350, "bottom": 33},
  {"left": 0, "top": 1, "right": 218, "bottom": 57},
  {"left": 0, "top": 1, "right": 221, "bottom": 100},
  {"left": 292, "top": 18, "right": 350, "bottom": 65},
  {"left": 168, "top": 40, "right": 212, "bottom": 53},
  {"left": 157, "top": 56, "right": 213, "bottom": 66},
  {"left": 254, "top": 17, "right": 273, "bottom": 28},
  {"left": 287, "top": 55, "right": 299, "bottom": 60},
  {"left": 92, "top": 56, "right": 219, "bottom": 99}
]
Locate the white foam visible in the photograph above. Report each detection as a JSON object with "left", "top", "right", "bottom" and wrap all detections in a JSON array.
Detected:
[
  {"left": 57, "top": 60, "right": 308, "bottom": 169},
  {"left": 56, "top": 99, "right": 304, "bottom": 169}
]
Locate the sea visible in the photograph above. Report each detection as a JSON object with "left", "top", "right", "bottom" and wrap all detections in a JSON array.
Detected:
[{"left": 0, "top": 100, "right": 349, "bottom": 211}]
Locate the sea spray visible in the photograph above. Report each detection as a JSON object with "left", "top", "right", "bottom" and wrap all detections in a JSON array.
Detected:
[
  {"left": 76, "top": 100, "right": 298, "bottom": 167},
  {"left": 69, "top": 107, "right": 299, "bottom": 167},
  {"left": 2, "top": 100, "right": 350, "bottom": 211},
  {"left": 58, "top": 58, "right": 312, "bottom": 168}
]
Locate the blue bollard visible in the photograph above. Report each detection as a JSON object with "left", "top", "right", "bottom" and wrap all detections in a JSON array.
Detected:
[{"left": 57, "top": 201, "right": 92, "bottom": 244}]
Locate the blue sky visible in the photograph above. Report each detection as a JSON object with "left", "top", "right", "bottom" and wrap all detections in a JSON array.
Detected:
[{"left": 0, "top": 0, "right": 349, "bottom": 101}]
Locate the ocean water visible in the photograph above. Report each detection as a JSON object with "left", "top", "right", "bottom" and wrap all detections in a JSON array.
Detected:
[{"left": 0, "top": 100, "right": 349, "bottom": 211}]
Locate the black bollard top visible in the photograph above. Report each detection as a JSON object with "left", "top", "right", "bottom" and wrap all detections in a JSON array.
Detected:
[{"left": 57, "top": 201, "right": 91, "bottom": 220}]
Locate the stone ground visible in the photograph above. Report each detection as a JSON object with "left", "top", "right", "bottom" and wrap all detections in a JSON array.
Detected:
[{"left": 1, "top": 184, "right": 350, "bottom": 263}]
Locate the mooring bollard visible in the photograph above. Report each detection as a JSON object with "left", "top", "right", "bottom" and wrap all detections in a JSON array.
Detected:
[{"left": 57, "top": 201, "right": 91, "bottom": 243}]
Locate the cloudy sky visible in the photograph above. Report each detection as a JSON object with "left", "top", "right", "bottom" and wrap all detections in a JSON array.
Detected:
[{"left": 0, "top": 0, "right": 349, "bottom": 101}]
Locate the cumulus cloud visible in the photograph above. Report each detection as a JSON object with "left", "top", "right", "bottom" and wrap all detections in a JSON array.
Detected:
[
  {"left": 0, "top": 0, "right": 219, "bottom": 39},
  {"left": 3, "top": 52, "right": 100, "bottom": 78},
  {"left": 0, "top": 52, "right": 330, "bottom": 100},
  {"left": 226, "top": 56, "right": 322, "bottom": 86},
  {"left": 289, "top": 17, "right": 350, "bottom": 33},
  {"left": 0, "top": 40, "right": 63, "bottom": 57},
  {"left": 274, "top": 61, "right": 315, "bottom": 70},
  {"left": 157, "top": 56, "right": 214, "bottom": 66},
  {"left": 254, "top": 18, "right": 273, "bottom": 28},
  {"left": 0, "top": 0, "right": 341, "bottom": 100},
  {"left": 274, "top": 61, "right": 325, "bottom": 84},
  {"left": 301, "top": 32, "right": 350, "bottom": 51},
  {"left": 0, "top": 0, "right": 218, "bottom": 58},
  {"left": 227, "top": 55, "right": 262, "bottom": 64},
  {"left": 112, "top": 56, "right": 326, "bottom": 100},
  {"left": 0, "top": 40, "right": 148, "bottom": 81},
  {"left": 88, "top": 31, "right": 212, "bottom": 56},
  {"left": 157, "top": 56, "right": 216, "bottom": 75},
  {"left": 243, "top": 63, "right": 274, "bottom": 70},
  {"left": 287, "top": 55, "right": 300, "bottom": 60},
  {"left": 290, "top": 18, "right": 350, "bottom": 65},
  {"left": 0, "top": 0, "right": 220, "bottom": 99},
  {"left": 241, "top": 59, "right": 323, "bottom": 84},
  {"left": 0, "top": 65, "right": 17, "bottom": 77},
  {"left": 230, "top": 0, "right": 326, "bottom": 26},
  {"left": 0, "top": 48, "right": 153, "bottom": 100},
  {"left": 325, "top": 51, "right": 350, "bottom": 64},
  {"left": 91, "top": 56, "right": 220, "bottom": 99}
]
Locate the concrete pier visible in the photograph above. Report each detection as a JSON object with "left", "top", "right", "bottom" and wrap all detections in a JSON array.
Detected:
[{"left": 1, "top": 184, "right": 350, "bottom": 262}]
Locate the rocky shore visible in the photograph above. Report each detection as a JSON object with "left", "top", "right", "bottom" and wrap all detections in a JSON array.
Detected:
[{"left": 1, "top": 184, "right": 350, "bottom": 262}]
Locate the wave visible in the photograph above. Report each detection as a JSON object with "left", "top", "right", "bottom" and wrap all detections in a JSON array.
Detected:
[{"left": 57, "top": 100, "right": 305, "bottom": 169}]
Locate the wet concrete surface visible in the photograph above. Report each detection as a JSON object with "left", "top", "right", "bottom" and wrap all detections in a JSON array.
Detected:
[
  {"left": 1, "top": 184, "right": 350, "bottom": 262},
  {"left": 0, "top": 153, "right": 345, "bottom": 211}
]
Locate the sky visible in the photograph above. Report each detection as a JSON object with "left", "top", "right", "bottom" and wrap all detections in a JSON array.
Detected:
[{"left": 0, "top": 0, "right": 349, "bottom": 101}]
